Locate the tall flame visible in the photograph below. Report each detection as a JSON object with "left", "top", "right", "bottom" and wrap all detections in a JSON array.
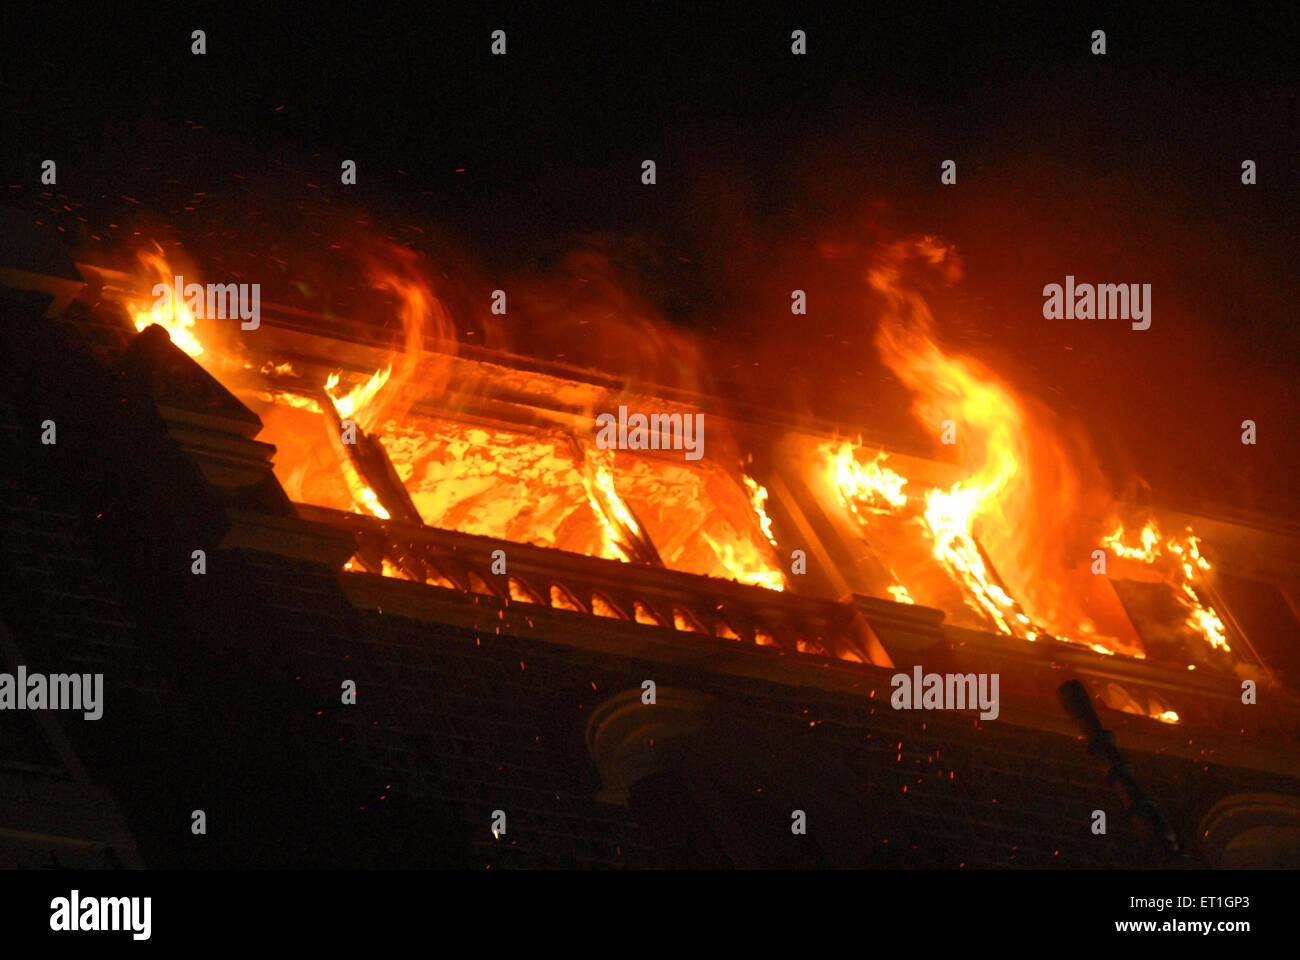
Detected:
[
  {"left": 865, "top": 238, "right": 1055, "bottom": 638},
  {"left": 823, "top": 236, "right": 1230, "bottom": 664},
  {"left": 818, "top": 237, "right": 1133, "bottom": 655},
  {"left": 315, "top": 251, "right": 457, "bottom": 523}
]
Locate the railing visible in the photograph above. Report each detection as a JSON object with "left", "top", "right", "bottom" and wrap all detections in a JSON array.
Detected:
[{"left": 294, "top": 503, "right": 873, "bottom": 661}]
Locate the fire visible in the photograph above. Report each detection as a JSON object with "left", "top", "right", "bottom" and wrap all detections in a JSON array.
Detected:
[
  {"left": 922, "top": 483, "right": 1021, "bottom": 634},
  {"left": 325, "top": 368, "right": 392, "bottom": 422},
  {"left": 831, "top": 444, "right": 908, "bottom": 518},
  {"left": 723, "top": 473, "right": 787, "bottom": 590},
  {"left": 1102, "top": 521, "right": 1230, "bottom": 652},
  {"left": 376, "top": 416, "right": 609, "bottom": 555},
  {"left": 609, "top": 453, "right": 785, "bottom": 590},
  {"left": 578, "top": 442, "right": 649, "bottom": 563},
  {"left": 314, "top": 370, "right": 395, "bottom": 521},
  {"left": 743, "top": 474, "right": 778, "bottom": 548},
  {"left": 279, "top": 372, "right": 384, "bottom": 522},
  {"left": 821, "top": 237, "right": 1152, "bottom": 655},
  {"left": 121, "top": 241, "right": 789, "bottom": 596},
  {"left": 819, "top": 235, "right": 1236, "bottom": 666},
  {"left": 1103, "top": 521, "right": 1163, "bottom": 563},
  {"left": 129, "top": 248, "right": 205, "bottom": 358},
  {"left": 116, "top": 232, "right": 1236, "bottom": 672},
  {"left": 312, "top": 256, "right": 456, "bottom": 524},
  {"left": 702, "top": 532, "right": 787, "bottom": 592},
  {"left": 866, "top": 240, "right": 1043, "bottom": 638},
  {"left": 887, "top": 585, "right": 915, "bottom": 605},
  {"left": 827, "top": 438, "right": 1035, "bottom": 635},
  {"left": 257, "top": 391, "right": 321, "bottom": 412}
]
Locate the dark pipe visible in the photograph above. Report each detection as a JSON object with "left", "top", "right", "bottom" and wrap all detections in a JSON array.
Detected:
[{"left": 1057, "top": 679, "right": 1193, "bottom": 865}]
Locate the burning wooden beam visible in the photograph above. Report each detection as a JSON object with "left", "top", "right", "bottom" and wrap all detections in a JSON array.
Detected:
[
  {"left": 317, "top": 385, "right": 423, "bottom": 525},
  {"left": 566, "top": 434, "right": 664, "bottom": 567}
]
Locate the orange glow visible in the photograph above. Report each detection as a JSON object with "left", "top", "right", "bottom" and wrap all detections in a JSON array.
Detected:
[
  {"left": 377, "top": 415, "right": 609, "bottom": 555},
  {"left": 886, "top": 585, "right": 915, "bottom": 605},
  {"left": 702, "top": 531, "right": 786, "bottom": 591},
  {"left": 128, "top": 247, "right": 205, "bottom": 358},
  {"left": 867, "top": 240, "right": 1045, "bottom": 638},
  {"left": 830, "top": 443, "right": 909, "bottom": 517},
  {"left": 578, "top": 442, "right": 647, "bottom": 563},
  {"left": 824, "top": 237, "right": 1146, "bottom": 657},
  {"left": 615, "top": 454, "right": 786, "bottom": 590},
  {"left": 119, "top": 233, "right": 1240, "bottom": 670},
  {"left": 720, "top": 474, "right": 787, "bottom": 590},
  {"left": 1103, "top": 521, "right": 1230, "bottom": 652},
  {"left": 743, "top": 474, "right": 778, "bottom": 549},
  {"left": 317, "top": 371, "right": 392, "bottom": 521},
  {"left": 325, "top": 368, "right": 392, "bottom": 424}
]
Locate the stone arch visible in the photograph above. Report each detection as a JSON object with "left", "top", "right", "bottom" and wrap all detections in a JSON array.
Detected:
[
  {"left": 584, "top": 686, "right": 881, "bottom": 867},
  {"left": 1199, "top": 793, "right": 1300, "bottom": 868}
]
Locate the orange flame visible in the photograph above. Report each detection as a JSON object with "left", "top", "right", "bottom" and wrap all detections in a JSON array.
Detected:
[
  {"left": 1102, "top": 520, "right": 1230, "bottom": 652},
  {"left": 324, "top": 367, "right": 392, "bottom": 423},
  {"left": 743, "top": 474, "right": 778, "bottom": 548},
  {"left": 702, "top": 532, "right": 787, "bottom": 591},
  {"left": 820, "top": 237, "right": 1143, "bottom": 655},
  {"left": 699, "top": 472, "right": 785, "bottom": 590},
  {"left": 866, "top": 239, "right": 1043, "bottom": 636},
  {"left": 579, "top": 443, "right": 645, "bottom": 563},
  {"left": 830, "top": 443, "right": 909, "bottom": 518},
  {"left": 129, "top": 247, "right": 205, "bottom": 358}
]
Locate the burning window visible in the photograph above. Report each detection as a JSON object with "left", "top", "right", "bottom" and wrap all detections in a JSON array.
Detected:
[
  {"left": 368, "top": 413, "right": 612, "bottom": 557},
  {"left": 105, "top": 239, "right": 1285, "bottom": 686}
]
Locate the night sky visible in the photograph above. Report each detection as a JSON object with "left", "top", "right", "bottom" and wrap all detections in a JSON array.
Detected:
[{"left": 4, "top": 2, "right": 1297, "bottom": 519}]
